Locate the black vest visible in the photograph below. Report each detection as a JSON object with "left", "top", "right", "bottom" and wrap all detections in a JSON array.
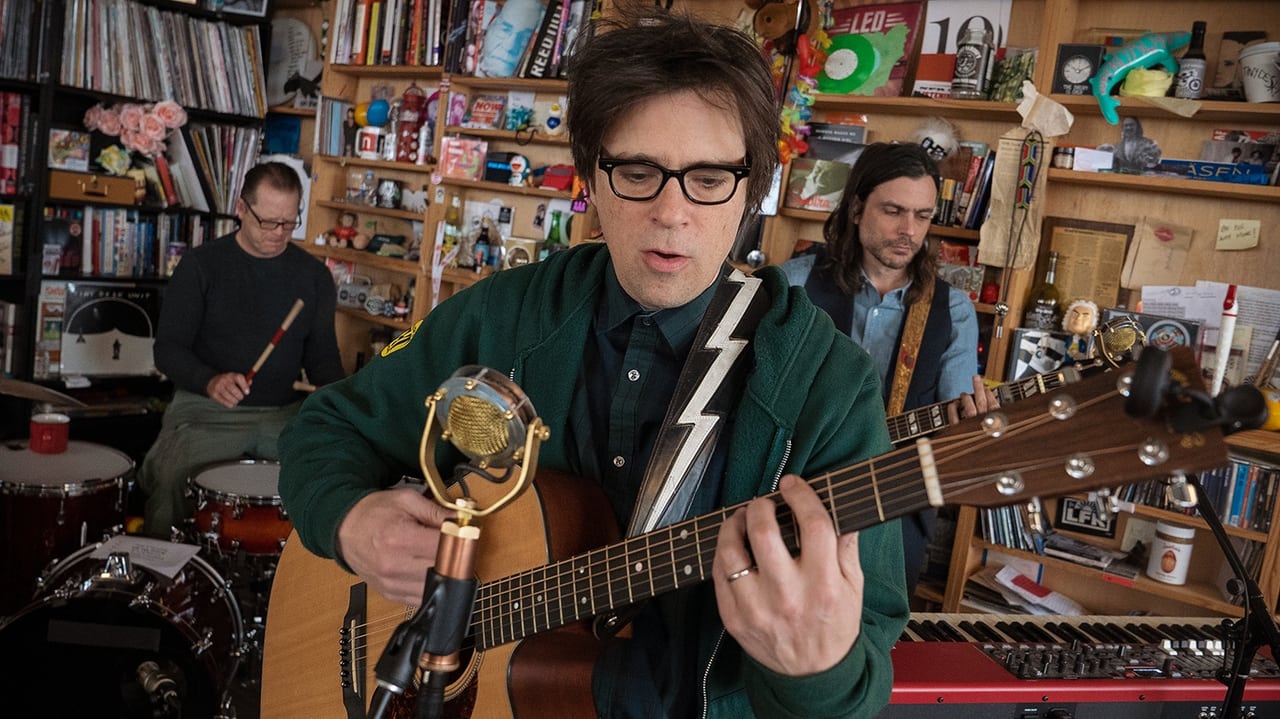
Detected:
[{"left": 803, "top": 258, "right": 953, "bottom": 412}]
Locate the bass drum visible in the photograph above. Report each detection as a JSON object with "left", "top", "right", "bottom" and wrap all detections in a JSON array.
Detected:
[{"left": 0, "top": 543, "right": 244, "bottom": 718}]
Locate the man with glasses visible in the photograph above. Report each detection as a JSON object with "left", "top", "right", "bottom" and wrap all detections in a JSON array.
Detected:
[
  {"left": 279, "top": 8, "right": 905, "bottom": 718},
  {"left": 139, "top": 161, "right": 343, "bottom": 538}
]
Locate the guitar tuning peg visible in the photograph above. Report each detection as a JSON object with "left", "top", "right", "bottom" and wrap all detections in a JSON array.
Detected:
[{"left": 1165, "top": 471, "right": 1199, "bottom": 509}]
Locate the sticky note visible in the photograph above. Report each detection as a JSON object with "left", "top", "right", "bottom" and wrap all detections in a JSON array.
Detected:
[{"left": 1216, "top": 219, "right": 1260, "bottom": 250}]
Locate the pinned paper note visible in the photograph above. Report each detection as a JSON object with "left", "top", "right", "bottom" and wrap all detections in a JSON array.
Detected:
[
  {"left": 1120, "top": 217, "right": 1193, "bottom": 289},
  {"left": 1216, "top": 219, "right": 1260, "bottom": 250}
]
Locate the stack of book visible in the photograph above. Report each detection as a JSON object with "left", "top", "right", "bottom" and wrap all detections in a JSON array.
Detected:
[
  {"left": 327, "top": 0, "right": 592, "bottom": 78},
  {"left": 1041, "top": 532, "right": 1123, "bottom": 569}
]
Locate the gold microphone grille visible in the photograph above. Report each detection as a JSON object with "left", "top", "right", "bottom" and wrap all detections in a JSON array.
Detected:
[
  {"left": 1102, "top": 326, "right": 1137, "bottom": 354},
  {"left": 447, "top": 395, "right": 511, "bottom": 459}
]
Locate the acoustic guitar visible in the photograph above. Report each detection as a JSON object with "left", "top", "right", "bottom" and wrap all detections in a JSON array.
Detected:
[{"left": 261, "top": 348, "right": 1226, "bottom": 719}]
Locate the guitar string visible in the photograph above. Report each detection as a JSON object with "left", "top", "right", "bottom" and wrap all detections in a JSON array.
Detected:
[
  {"left": 350, "top": 385, "right": 1125, "bottom": 655},
  {"left": 455, "top": 387, "right": 1127, "bottom": 646},
  {"left": 349, "top": 391, "right": 1099, "bottom": 655},
  {"left": 350, "top": 407, "right": 1096, "bottom": 657},
  {"left": 885, "top": 371, "right": 1070, "bottom": 442}
]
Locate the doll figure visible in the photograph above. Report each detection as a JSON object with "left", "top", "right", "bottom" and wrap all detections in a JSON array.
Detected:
[
  {"left": 328, "top": 211, "right": 360, "bottom": 248},
  {"left": 1061, "top": 298, "right": 1099, "bottom": 361}
]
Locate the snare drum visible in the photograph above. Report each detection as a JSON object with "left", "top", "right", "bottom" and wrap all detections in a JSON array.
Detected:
[
  {"left": 0, "top": 440, "right": 132, "bottom": 614},
  {"left": 0, "top": 542, "right": 243, "bottom": 718},
  {"left": 190, "top": 459, "right": 291, "bottom": 555}
]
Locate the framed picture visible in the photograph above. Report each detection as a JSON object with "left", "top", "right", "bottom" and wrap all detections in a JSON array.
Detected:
[
  {"left": 216, "top": 0, "right": 267, "bottom": 17},
  {"left": 1007, "top": 328, "right": 1073, "bottom": 380},
  {"left": 48, "top": 128, "right": 90, "bottom": 172},
  {"left": 1041, "top": 216, "right": 1133, "bottom": 310},
  {"left": 1054, "top": 496, "right": 1117, "bottom": 538}
]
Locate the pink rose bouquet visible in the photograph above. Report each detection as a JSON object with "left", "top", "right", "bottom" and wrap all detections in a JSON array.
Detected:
[{"left": 83, "top": 100, "right": 189, "bottom": 173}]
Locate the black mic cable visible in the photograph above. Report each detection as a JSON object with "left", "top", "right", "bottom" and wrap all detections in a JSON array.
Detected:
[{"left": 369, "top": 514, "right": 480, "bottom": 719}]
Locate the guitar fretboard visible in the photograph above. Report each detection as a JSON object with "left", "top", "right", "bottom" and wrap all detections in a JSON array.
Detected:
[
  {"left": 469, "top": 443, "right": 936, "bottom": 650},
  {"left": 886, "top": 367, "right": 1081, "bottom": 444}
]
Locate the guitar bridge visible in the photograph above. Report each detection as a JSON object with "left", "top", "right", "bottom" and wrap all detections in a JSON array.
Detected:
[{"left": 340, "top": 582, "right": 368, "bottom": 718}]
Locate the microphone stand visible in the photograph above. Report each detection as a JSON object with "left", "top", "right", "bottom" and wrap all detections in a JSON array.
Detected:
[
  {"left": 1185, "top": 473, "right": 1280, "bottom": 717},
  {"left": 369, "top": 366, "right": 549, "bottom": 719},
  {"left": 369, "top": 503, "right": 480, "bottom": 719}
]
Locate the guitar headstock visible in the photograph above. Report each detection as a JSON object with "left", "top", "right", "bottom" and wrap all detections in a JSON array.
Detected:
[{"left": 932, "top": 346, "right": 1227, "bottom": 509}]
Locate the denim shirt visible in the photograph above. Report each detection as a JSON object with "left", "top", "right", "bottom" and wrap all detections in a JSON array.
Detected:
[{"left": 782, "top": 253, "right": 979, "bottom": 403}]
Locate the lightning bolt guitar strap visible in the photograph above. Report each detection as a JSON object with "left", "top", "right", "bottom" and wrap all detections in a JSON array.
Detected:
[
  {"left": 623, "top": 268, "right": 769, "bottom": 539},
  {"left": 591, "top": 267, "right": 767, "bottom": 638}
]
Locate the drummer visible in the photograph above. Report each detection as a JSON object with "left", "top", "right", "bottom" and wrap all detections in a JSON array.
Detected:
[{"left": 137, "top": 162, "right": 344, "bottom": 538}]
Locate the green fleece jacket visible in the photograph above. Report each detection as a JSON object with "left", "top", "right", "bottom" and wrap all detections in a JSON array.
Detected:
[{"left": 279, "top": 242, "right": 908, "bottom": 718}]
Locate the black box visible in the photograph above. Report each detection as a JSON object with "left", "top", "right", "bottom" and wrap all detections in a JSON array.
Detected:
[{"left": 484, "top": 152, "right": 516, "bottom": 183}]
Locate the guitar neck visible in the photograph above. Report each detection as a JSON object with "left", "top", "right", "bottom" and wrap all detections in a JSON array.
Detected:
[
  {"left": 886, "top": 367, "right": 1082, "bottom": 445},
  {"left": 469, "top": 443, "right": 935, "bottom": 651}
]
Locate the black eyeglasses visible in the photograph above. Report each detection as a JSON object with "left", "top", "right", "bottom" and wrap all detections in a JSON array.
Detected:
[
  {"left": 242, "top": 202, "right": 301, "bottom": 232},
  {"left": 597, "top": 157, "right": 751, "bottom": 205}
]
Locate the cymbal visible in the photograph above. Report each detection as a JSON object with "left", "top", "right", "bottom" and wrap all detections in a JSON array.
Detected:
[{"left": 0, "top": 378, "right": 88, "bottom": 408}]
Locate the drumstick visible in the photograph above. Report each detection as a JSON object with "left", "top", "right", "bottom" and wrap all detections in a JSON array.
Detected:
[
  {"left": 292, "top": 380, "right": 317, "bottom": 393},
  {"left": 246, "top": 299, "right": 305, "bottom": 382}
]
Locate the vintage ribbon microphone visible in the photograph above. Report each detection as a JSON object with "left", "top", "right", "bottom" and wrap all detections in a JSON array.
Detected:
[{"left": 369, "top": 366, "right": 549, "bottom": 719}]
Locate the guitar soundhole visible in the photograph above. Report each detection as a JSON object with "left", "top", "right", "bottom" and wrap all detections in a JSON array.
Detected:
[{"left": 386, "top": 644, "right": 479, "bottom": 719}]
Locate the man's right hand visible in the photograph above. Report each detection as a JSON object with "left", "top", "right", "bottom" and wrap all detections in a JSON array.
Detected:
[
  {"left": 336, "top": 488, "right": 453, "bottom": 605},
  {"left": 206, "top": 372, "right": 251, "bottom": 408}
]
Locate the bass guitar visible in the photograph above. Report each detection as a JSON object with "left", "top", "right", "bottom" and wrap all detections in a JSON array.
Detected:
[{"left": 261, "top": 347, "right": 1226, "bottom": 719}]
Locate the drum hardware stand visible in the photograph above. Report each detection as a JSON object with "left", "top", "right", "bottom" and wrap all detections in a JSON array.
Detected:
[{"left": 369, "top": 367, "right": 548, "bottom": 719}]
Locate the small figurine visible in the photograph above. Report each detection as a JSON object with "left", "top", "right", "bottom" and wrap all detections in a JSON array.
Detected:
[
  {"left": 508, "top": 154, "right": 530, "bottom": 186},
  {"left": 326, "top": 211, "right": 360, "bottom": 248},
  {"left": 543, "top": 102, "right": 566, "bottom": 137},
  {"left": 1061, "top": 298, "right": 1099, "bottom": 361}
]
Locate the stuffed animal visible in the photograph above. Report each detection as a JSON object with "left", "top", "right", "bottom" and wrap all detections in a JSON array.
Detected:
[
  {"left": 750, "top": 0, "right": 812, "bottom": 57},
  {"left": 324, "top": 211, "right": 354, "bottom": 247},
  {"left": 748, "top": 0, "right": 827, "bottom": 162},
  {"left": 912, "top": 117, "right": 960, "bottom": 161}
]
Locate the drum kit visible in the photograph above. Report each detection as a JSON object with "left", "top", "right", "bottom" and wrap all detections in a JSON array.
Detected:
[{"left": 0, "top": 438, "right": 291, "bottom": 719}]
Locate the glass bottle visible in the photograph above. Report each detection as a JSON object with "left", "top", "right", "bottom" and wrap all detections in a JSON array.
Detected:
[
  {"left": 1174, "top": 21, "right": 1208, "bottom": 99},
  {"left": 1023, "top": 250, "right": 1061, "bottom": 331},
  {"left": 540, "top": 210, "right": 566, "bottom": 260},
  {"left": 442, "top": 194, "right": 463, "bottom": 267},
  {"left": 473, "top": 224, "right": 490, "bottom": 273}
]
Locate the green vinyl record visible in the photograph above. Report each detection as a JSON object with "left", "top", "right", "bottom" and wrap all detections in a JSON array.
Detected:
[{"left": 817, "top": 34, "right": 878, "bottom": 94}]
